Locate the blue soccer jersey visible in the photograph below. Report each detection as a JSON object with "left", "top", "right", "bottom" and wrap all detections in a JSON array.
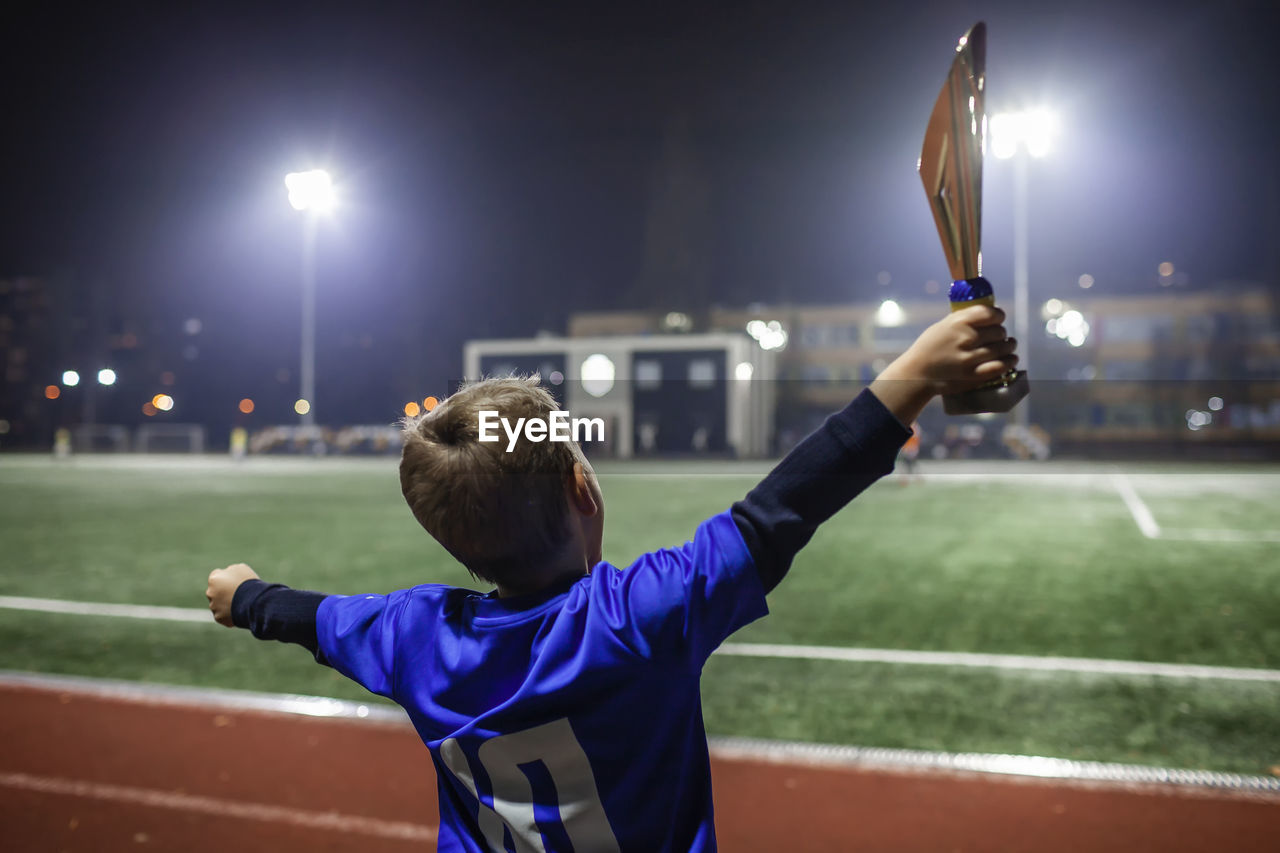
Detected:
[
  {"left": 232, "top": 390, "right": 907, "bottom": 850},
  {"left": 316, "top": 510, "right": 768, "bottom": 852}
]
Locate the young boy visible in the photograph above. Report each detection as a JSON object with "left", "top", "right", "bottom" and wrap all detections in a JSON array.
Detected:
[{"left": 206, "top": 304, "right": 1016, "bottom": 852}]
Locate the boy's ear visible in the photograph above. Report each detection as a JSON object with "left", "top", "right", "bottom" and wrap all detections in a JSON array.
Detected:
[{"left": 568, "top": 462, "right": 599, "bottom": 517}]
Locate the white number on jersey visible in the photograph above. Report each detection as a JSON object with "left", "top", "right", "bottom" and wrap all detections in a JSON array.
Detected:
[{"left": 440, "top": 718, "right": 620, "bottom": 852}]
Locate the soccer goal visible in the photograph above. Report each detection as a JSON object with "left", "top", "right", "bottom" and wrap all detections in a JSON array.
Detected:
[
  {"left": 133, "top": 423, "right": 207, "bottom": 454},
  {"left": 248, "top": 425, "right": 402, "bottom": 455},
  {"left": 69, "top": 424, "right": 131, "bottom": 453}
]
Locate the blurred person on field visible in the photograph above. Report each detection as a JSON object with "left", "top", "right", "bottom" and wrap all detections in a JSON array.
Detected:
[{"left": 898, "top": 421, "right": 922, "bottom": 484}]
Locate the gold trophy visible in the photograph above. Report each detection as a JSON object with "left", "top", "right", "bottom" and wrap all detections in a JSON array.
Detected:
[{"left": 919, "top": 21, "right": 1029, "bottom": 415}]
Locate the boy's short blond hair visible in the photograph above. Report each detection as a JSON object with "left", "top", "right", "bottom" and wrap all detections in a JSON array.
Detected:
[{"left": 399, "top": 376, "right": 581, "bottom": 585}]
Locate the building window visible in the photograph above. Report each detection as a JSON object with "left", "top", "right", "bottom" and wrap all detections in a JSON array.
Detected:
[
  {"left": 688, "top": 358, "right": 716, "bottom": 389},
  {"left": 635, "top": 359, "right": 662, "bottom": 390}
]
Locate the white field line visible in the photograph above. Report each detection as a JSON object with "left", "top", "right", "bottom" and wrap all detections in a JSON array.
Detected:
[
  {"left": 716, "top": 643, "right": 1280, "bottom": 683},
  {"left": 1109, "top": 473, "right": 1162, "bottom": 539},
  {"left": 0, "top": 595, "right": 211, "bottom": 622},
  {"left": 1160, "top": 527, "right": 1280, "bottom": 543},
  {"left": 1110, "top": 471, "right": 1280, "bottom": 542},
  {"left": 0, "top": 771, "right": 437, "bottom": 842},
  {"left": 2, "top": 595, "right": 1278, "bottom": 683}
]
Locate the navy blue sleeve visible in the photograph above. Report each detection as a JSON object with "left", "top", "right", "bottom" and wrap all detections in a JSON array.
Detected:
[
  {"left": 231, "top": 579, "right": 330, "bottom": 664},
  {"left": 732, "top": 388, "right": 911, "bottom": 593}
]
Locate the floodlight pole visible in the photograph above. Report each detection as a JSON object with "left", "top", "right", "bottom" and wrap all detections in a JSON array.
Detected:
[
  {"left": 299, "top": 214, "right": 318, "bottom": 427},
  {"left": 1012, "top": 152, "right": 1030, "bottom": 429},
  {"left": 286, "top": 168, "right": 332, "bottom": 428}
]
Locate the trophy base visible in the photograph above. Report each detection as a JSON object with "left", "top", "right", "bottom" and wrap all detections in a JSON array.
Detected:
[{"left": 942, "top": 371, "right": 1029, "bottom": 415}]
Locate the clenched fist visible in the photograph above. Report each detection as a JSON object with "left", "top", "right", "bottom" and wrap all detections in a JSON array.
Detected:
[
  {"left": 870, "top": 304, "right": 1018, "bottom": 426},
  {"left": 206, "top": 563, "right": 260, "bottom": 627}
]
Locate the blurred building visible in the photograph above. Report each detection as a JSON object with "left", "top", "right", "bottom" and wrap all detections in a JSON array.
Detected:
[
  {"left": 0, "top": 274, "right": 155, "bottom": 449},
  {"left": 569, "top": 287, "right": 1280, "bottom": 458},
  {"left": 464, "top": 332, "right": 776, "bottom": 459},
  {"left": 0, "top": 277, "right": 56, "bottom": 447}
]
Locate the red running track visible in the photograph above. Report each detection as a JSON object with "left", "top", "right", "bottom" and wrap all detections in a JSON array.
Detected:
[{"left": 1, "top": 683, "right": 1276, "bottom": 852}]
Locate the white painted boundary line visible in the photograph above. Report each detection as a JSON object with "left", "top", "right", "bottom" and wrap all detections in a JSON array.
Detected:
[
  {"left": 0, "top": 771, "right": 437, "bottom": 842},
  {"left": 709, "top": 737, "right": 1280, "bottom": 797},
  {"left": 0, "top": 595, "right": 211, "bottom": 622},
  {"left": 1110, "top": 471, "right": 1280, "bottom": 542},
  {"left": 0, "top": 669, "right": 408, "bottom": 723},
  {"left": 5, "top": 671, "right": 1276, "bottom": 796},
  {"left": 4, "top": 595, "right": 1279, "bottom": 683},
  {"left": 717, "top": 643, "right": 1280, "bottom": 682}
]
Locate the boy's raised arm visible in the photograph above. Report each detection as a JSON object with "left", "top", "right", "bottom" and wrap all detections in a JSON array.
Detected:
[
  {"left": 206, "top": 563, "right": 329, "bottom": 661},
  {"left": 733, "top": 304, "right": 1016, "bottom": 592}
]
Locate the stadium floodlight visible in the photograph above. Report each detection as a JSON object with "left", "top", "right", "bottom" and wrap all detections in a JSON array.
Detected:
[
  {"left": 990, "top": 110, "right": 1057, "bottom": 160},
  {"left": 97, "top": 368, "right": 117, "bottom": 386},
  {"left": 62, "top": 370, "right": 80, "bottom": 386},
  {"left": 284, "top": 169, "right": 335, "bottom": 212}
]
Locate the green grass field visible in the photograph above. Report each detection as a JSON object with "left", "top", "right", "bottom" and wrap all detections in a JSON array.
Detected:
[{"left": 1, "top": 454, "right": 1277, "bottom": 774}]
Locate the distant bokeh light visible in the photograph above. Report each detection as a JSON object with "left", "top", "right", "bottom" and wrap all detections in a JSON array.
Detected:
[
  {"left": 294, "top": 399, "right": 311, "bottom": 415},
  {"left": 1052, "top": 310, "right": 1090, "bottom": 347},
  {"left": 238, "top": 398, "right": 255, "bottom": 414},
  {"left": 142, "top": 402, "right": 157, "bottom": 416},
  {"left": 62, "top": 370, "right": 80, "bottom": 386},
  {"left": 154, "top": 395, "right": 174, "bottom": 412},
  {"left": 746, "top": 319, "right": 788, "bottom": 351},
  {"left": 97, "top": 368, "right": 117, "bottom": 385},
  {"left": 581, "top": 354, "right": 616, "bottom": 397},
  {"left": 423, "top": 396, "right": 439, "bottom": 411},
  {"left": 876, "top": 299, "right": 906, "bottom": 327},
  {"left": 404, "top": 401, "right": 421, "bottom": 417},
  {"left": 45, "top": 385, "right": 60, "bottom": 400}
]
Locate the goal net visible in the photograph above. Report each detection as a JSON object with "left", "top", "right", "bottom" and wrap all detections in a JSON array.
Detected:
[
  {"left": 69, "top": 425, "right": 130, "bottom": 453},
  {"left": 249, "top": 425, "right": 402, "bottom": 455},
  {"left": 133, "top": 423, "right": 207, "bottom": 454}
]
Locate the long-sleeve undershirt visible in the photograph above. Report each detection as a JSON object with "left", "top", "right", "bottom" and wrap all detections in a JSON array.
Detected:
[
  {"left": 230, "top": 387, "right": 910, "bottom": 648},
  {"left": 730, "top": 388, "right": 910, "bottom": 593},
  {"left": 231, "top": 581, "right": 326, "bottom": 659}
]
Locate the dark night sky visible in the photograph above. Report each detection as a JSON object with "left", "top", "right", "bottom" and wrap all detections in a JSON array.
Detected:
[{"left": 2, "top": 0, "right": 1277, "bottom": 422}]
